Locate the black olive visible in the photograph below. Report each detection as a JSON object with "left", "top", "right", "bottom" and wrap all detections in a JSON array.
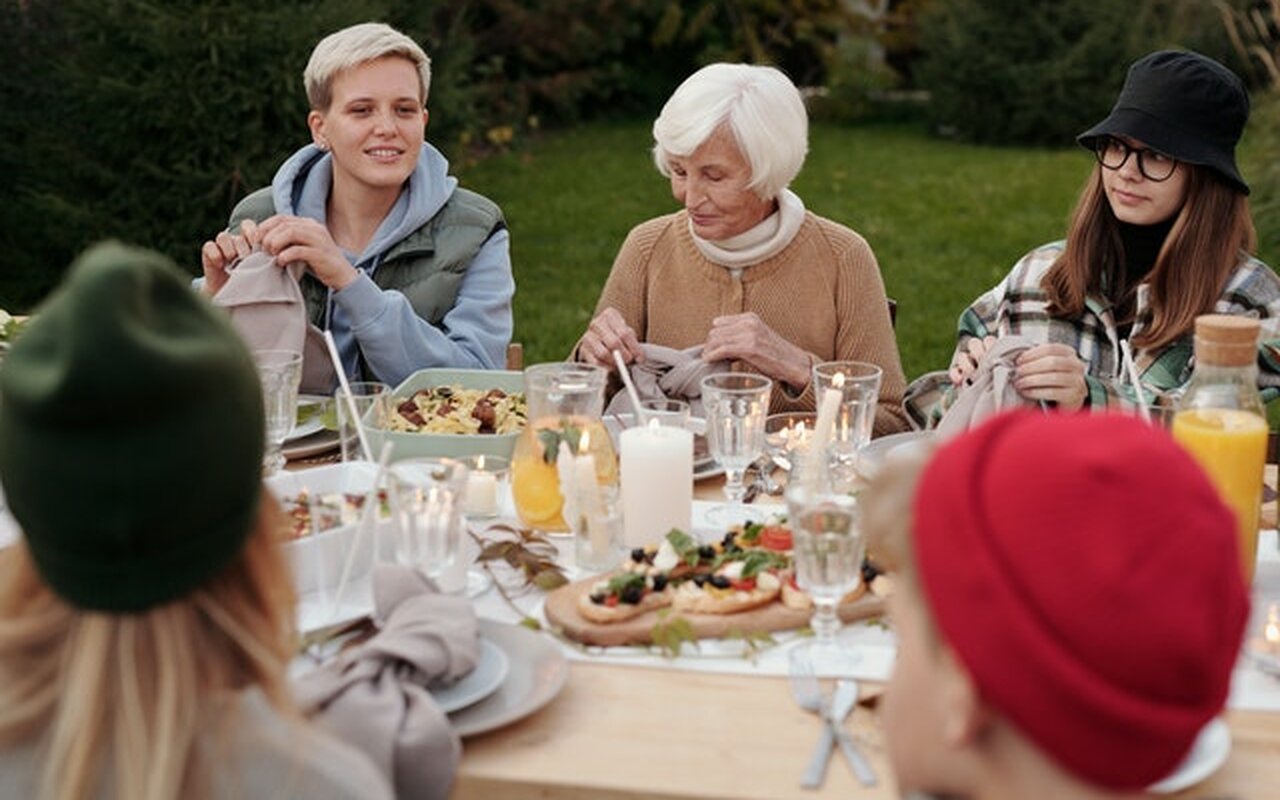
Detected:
[
  {"left": 698, "top": 545, "right": 716, "bottom": 560},
  {"left": 693, "top": 575, "right": 708, "bottom": 587},
  {"left": 652, "top": 574, "right": 669, "bottom": 592},
  {"left": 589, "top": 593, "right": 605, "bottom": 605},
  {"left": 710, "top": 575, "right": 731, "bottom": 589},
  {"left": 619, "top": 585, "right": 644, "bottom": 604},
  {"left": 630, "top": 547, "right": 646, "bottom": 563},
  {"left": 436, "top": 386, "right": 454, "bottom": 398},
  {"left": 721, "top": 532, "right": 737, "bottom": 547}
]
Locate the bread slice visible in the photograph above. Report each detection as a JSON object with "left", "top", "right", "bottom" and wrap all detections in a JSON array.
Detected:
[
  {"left": 671, "top": 579, "right": 780, "bottom": 615},
  {"left": 577, "top": 586, "right": 672, "bottom": 624},
  {"left": 780, "top": 579, "right": 866, "bottom": 611}
]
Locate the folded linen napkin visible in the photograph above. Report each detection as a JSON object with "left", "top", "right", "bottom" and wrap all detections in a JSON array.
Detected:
[
  {"left": 292, "top": 564, "right": 480, "bottom": 800},
  {"left": 934, "top": 335, "right": 1040, "bottom": 439},
  {"left": 604, "top": 343, "right": 731, "bottom": 418},
  {"left": 212, "top": 250, "right": 336, "bottom": 393}
]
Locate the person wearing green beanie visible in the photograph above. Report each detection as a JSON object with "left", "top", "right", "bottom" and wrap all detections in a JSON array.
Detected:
[{"left": 0, "top": 242, "right": 390, "bottom": 799}]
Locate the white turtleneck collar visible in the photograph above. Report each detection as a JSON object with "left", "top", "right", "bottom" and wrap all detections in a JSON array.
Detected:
[{"left": 690, "top": 189, "right": 806, "bottom": 274}]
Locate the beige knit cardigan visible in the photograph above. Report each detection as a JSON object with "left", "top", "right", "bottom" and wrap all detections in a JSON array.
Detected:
[{"left": 586, "top": 210, "right": 910, "bottom": 435}]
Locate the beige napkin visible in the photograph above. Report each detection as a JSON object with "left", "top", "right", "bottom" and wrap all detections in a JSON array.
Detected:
[
  {"left": 292, "top": 565, "right": 480, "bottom": 800},
  {"left": 934, "top": 335, "right": 1040, "bottom": 439},
  {"left": 605, "top": 343, "right": 730, "bottom": 418},
  {"left": 212, "top": 250, "right": 336, "bottom": 393}
]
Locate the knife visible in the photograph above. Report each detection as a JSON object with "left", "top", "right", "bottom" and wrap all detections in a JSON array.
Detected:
[
  {"left": 832, "top": 679, "right": 877, "bottom": 786},
  {"left": 799, "top": 679, "right": 860, "bottom": 788}
]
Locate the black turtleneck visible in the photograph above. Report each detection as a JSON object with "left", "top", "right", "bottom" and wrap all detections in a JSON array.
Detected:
[{"left": 1114, "top": 217, "right": 1175, "bottom": 338}]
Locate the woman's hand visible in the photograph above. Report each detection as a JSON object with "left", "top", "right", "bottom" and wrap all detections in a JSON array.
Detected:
[
  {"left": 949, "top": 335, "right": 997, "bottom": 386},
  {"left": 1014, "top": 343, "right": 1087, "bottom": 411},
  {"left": 255, "top": 215, "right": 359, "bottom": 290},
  {"left": 702, "top": 312, "right": 810, "bottom": 389},
  {"left": 578, "top": 307, "right": 643, "bottom": 368},
  {"left": 199, "top": 219, "right": 260, "bottom": 296}
]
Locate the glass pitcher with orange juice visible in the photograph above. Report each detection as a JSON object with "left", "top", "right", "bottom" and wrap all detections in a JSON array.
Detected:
[
  {"left": 511, "top": 363, "right": 618, "bottom": 532},
  {"left": 1171, "top": 314, "right": 1268, "bottom": 585}
]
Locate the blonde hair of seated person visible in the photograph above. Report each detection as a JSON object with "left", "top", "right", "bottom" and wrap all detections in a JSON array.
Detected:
[{"left": 0, "top": 490, "right": 297, "bottom": 800}]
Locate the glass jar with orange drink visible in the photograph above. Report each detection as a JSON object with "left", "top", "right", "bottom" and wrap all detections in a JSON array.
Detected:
[
  {"left": 1171, "top": 315, "right": 1268, "bottom": 585},
  {"left": 511, "top": 363, "right": 618, "bottom": 532}
]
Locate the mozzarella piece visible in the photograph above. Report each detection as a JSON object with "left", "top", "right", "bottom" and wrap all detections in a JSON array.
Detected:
[
  {"left": 756, "top": 571, "right": 780, "bottom": 592},
  {"left": 719, "top": 561, "right": 744, "bottom": 581},
  {"left": 653, "top": 540, "right": 680, "bottom": 573}
]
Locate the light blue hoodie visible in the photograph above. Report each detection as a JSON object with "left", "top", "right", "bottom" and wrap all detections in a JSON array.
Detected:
[{"left": 271, "top": 142, "right": 513, "bottom": 385}]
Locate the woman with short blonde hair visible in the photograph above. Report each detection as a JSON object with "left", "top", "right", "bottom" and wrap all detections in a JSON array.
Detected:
[{"left": 0, "top": 243, "right": 389, "bottom": 800}]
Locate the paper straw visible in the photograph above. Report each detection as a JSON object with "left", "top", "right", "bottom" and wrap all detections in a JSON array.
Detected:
[
  {"left": 1119, "top": 339, "right": 1151, "bottom": 424},
  {"left": 612, "top": 349, "right": 649, "bottom": 426},
  {"left": 323, "top": 330, "right": 373, "bottom": 462},
  {"left": 329, "top": 440, "right": 394, "bottom": 619}
]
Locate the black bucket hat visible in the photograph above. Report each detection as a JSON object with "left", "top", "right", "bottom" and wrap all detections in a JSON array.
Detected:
[{"left": 1077, "top": 50, "right": 1250, "bottom": 195}]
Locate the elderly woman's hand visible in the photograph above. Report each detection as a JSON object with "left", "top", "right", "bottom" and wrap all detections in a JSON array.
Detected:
[
  {"left": 1014, "top": 343, "right": 1088, "bottom": 411},
  {"left": 199, "top": 219, "right": 261, "bottom": 296},
  {"left": 949, "top": 335, "right": 997, "bottom": 387},
  {"left": 703, "top": 313, "right": 810, "bottom": 389},
  {"left": 256, "top": 215, "right": 359, "bottom": 290},
  {"left": 578, "top": 307, "right": 644, "bottom": 368}
]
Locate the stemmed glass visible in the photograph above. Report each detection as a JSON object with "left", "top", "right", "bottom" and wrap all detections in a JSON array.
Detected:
[
  {"left": 701, "top": 372, "right": 772, "bottom": 527},
  {"left": 254, "top": 349, "right": 303, "bottom": 476},
  {"left": 785, "top": 463, "right": 864, "bottom": 675},
  {"left": 388, "top": 458, "right": 468, "bottom": 585}
]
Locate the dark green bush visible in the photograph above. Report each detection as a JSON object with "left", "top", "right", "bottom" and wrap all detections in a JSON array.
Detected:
[{"left": 916, "top": 0, "right": 1243, "bottom": 146}]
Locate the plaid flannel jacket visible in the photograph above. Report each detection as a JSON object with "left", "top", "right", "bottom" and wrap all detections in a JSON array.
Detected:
[{"left": 954, "top": 241, "right": 1280, "bottom": 408}]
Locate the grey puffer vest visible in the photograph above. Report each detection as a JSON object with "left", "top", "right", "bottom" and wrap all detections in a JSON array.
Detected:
[{"left": 227, "top": 186, "right": 505, "bottom": 328}]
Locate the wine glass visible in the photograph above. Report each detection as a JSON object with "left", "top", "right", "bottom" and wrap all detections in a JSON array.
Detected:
[
  {"left": 253, "top": 349, "right": 303, "bottom": 476},
  {"left": 785, "top": 468, "right": 864, "bottom": 675},
  {"left": 700, "top": 372, "right": 772, "bottom": 527}
]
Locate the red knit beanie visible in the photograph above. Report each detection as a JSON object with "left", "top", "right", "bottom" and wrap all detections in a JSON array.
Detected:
[{"left": 912, "top": 411, "right": 1248, "bottom": 790}]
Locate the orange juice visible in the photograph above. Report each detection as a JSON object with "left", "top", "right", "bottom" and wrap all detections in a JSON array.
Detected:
[
  {"left": 511, "top": 415, "right": 617, "bottom": 532},
  {"left": 1172, "top": 408, "right": 1268, "bottom": 584}
]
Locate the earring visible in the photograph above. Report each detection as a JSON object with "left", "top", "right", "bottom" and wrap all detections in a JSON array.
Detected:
[{"left": 316, "top": 140, "right": 330, "bottom": 152}]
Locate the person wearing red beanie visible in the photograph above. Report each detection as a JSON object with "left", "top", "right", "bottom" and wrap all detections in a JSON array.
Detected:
[{"left": 862, "top": 411, "right": 1249, "bottom": 799}]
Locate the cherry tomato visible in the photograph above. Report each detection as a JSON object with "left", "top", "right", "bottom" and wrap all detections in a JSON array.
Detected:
[
  {"left": 605, "top": 595, "right": 619, "bottom": 607},
  {"left": 758, "top": 526, "right": 793, "bottom": 551},
  {"left": 731, "top": 577, "right": 757, "bottom": 592}
]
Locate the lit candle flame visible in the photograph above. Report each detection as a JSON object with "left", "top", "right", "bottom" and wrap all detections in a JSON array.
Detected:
[
  {"left": 833, "top": 372, "right": 846, "bottom": 389},
  {"left": 1266, "top": 604, "right": 1280, "bottom": 647},
  {"left": 476, "top": 454, "right": 486, "bottom": 471},
  {"left": 647, "top": 417, "right": 661, "bottom": 432},
  {"left": 579, "top": 429, "right": 591, "bottom": 454}
]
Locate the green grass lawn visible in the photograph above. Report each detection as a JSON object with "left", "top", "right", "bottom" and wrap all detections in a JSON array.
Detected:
[{"left": 459, "top": 120, "right": 1090, "bottom": 380}]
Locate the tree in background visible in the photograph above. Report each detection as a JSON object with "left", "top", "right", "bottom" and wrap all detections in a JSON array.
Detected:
[{"left": 915, "top": 0, "right": 1242, "bottom": 146}]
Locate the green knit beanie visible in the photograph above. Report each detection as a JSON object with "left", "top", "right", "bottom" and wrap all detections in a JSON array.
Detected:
[{"left": 0, "top": 241, "right": 265, "bottom": 612}]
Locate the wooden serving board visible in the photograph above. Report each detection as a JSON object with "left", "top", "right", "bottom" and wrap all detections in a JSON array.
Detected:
[{"left": 544, "top": 574, "right": 887, "bottom": 647}]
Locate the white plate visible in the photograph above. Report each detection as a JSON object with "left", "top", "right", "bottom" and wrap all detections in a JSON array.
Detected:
[
  {"left": 285, "top": 416, "right": 326, "bottom": 443},
  {"left": 858, "top": 430, "right": 934, "bottom": 471},
  {"left": 1148, "top": 717, "right": 1231, "bottom": 793},
  {"left": 432, "top": 637, "right": 510, "bottom": 714},
  {"left": 284, "top": 429, "right": 341, "bottom": 460},
  {"left": 449, "top": 619, "right": 569, "bottom": 738}
]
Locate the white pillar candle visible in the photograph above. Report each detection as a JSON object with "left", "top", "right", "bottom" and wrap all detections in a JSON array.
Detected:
[
  {"left": 806, "top": 373, "right": 845, "bottom": 478},
  {"left": 464, "top": 470, "right": 498, "bottom": 517},
  {"left": 620, "top": 418, "right": 693, "bottom": 547}
]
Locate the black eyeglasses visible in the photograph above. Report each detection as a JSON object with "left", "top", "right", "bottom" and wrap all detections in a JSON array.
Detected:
[{"left": 1093, "top": 136, "right": 1178, "bottom": 182}]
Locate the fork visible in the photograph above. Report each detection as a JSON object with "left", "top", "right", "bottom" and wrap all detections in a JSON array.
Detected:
[{"left": 789, "top": 659, "right": 877, "bottom": 788}]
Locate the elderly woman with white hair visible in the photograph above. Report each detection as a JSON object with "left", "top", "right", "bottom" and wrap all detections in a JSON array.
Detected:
[{"left": 576, "top": 63, "right": 909, "bottom": 428}]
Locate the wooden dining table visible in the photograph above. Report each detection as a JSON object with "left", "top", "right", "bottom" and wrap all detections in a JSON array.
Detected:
[{"left": 451, "top": 476, "right": 1280, "bottom": 800}]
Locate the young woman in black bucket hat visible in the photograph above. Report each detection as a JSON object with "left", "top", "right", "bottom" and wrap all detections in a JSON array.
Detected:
[{"left": 940, "top": 50, "right": 1280, "bottom": 412}]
